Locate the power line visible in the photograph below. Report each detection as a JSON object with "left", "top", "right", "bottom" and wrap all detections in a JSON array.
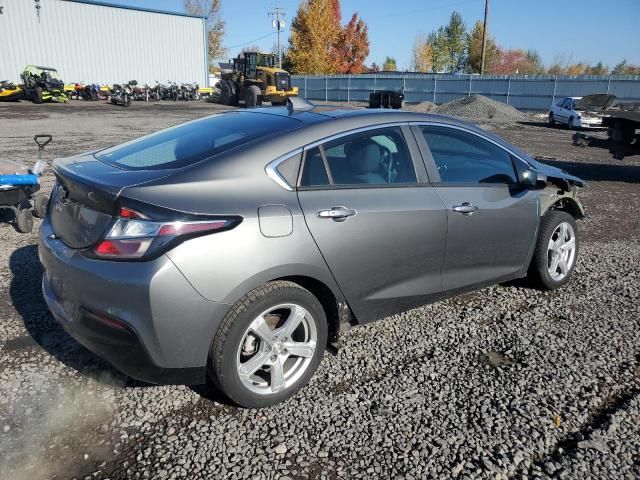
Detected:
[{"left": 224, "top": 31, "right": 277, "bottom": 50}]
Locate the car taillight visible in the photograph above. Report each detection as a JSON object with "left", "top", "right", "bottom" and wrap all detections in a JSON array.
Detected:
[{"left": 92, "top": 208, "right": 238, "bottom": 260}]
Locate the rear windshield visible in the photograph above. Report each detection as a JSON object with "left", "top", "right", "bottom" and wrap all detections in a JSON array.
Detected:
[{"left": 95, "top": 112, "right": 299, "bottom": 170}]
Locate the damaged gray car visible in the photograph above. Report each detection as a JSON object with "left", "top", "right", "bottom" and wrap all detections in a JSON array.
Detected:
[{"left": 39, "top": 105, "right": 585, "bottom": 407}]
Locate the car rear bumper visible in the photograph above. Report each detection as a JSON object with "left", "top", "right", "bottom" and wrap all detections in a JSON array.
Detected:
[
  {"left": 42, "top": 278, "right": 206, "bottom": 384},
  {"left": 38, "top": 218, "right": 231, "bottom": 385}
]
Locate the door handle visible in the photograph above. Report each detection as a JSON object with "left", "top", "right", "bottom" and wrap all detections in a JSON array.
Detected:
[
  {"left": 317, "top": 206, "right": 357, "bottom": 221},
  {"left": 452, "top": 202, "right": 478, "bottom": 215}
]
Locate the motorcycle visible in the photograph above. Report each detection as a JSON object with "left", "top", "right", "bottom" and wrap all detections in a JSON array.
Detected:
[
  {"left": 178, "top": 83, "right": 199, "bottom": 101},
  {"left": 110, "top": 80, "right": 136, "bottom": 107},
  {"left": 147, "top": 82, "right": 163, "bottom": 101},
  {"left": 73, "top": 82, "right": 100, "bottom": 100},
  {"left": 164, "top": 81, "right": 179, "bottom": 101},
  {"left": 131, "top": 82, "right": 150, "bottom": 102}
]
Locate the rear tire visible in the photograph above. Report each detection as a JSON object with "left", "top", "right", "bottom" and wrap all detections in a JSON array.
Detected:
[
  {"left": 548, "top": 113, "right": 556, "bottom": 127},
  {"left": 528, "top": 211, "right": 578, "bottom": 290},
  {"left": 33, "top": 87, "right": 43, "bottom": 104},
  {"left": 210, "top": 281, "right": 327, "bottom": 408},
  {"left": 16, "top": 206, "right": 34, "bottom": 233}
]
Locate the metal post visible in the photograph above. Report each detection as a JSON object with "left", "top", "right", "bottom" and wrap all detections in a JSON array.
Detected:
[
  {"left": 433, "top": 76, "right": 437, "bottom": 103},
  {"left": 606, "top": 75, "right": 611, "bottom": 94},
  {"left": 269, "top": 2, "right": 286, "bottom": 69},
  {"left": 325, "top": 75, "right": 328, "bottom": 102},
  {"left": 304, "top": 76, "right": 307, "bottom": 99},
  {"left": 468, "top": 74, "right": 472, "bottom": 96},
  {"left": 506, "top": 76, "right": 511, "bottom": 104},
  {"left": 551, "top": 76, "right": 557, "bottom": 104},
  {"left": 402, "top": 75, "right": 406, "bottom": 94},
  {"left": 347, "top": 76, "right": 351, "bottom": 102},
  {"left": 373, "top": 74, "right": 377, "bottom": 93},
  {"left": 480, "top": 0, "right": 490, "bottom": 75}
]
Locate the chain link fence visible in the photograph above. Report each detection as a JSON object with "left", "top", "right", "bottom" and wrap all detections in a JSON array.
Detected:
[{"left": 292, "top": 73, "right": 640, "bottom": 111}]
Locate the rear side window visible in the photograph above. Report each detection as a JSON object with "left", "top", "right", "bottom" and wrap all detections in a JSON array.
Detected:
[
  {"left": 420, "top": 126, "right": 517, "bottom": 184},
  {"left": 300, "top": 127, "right": 417, "bottom": 187},
  {"left": 96, "top": 112, "right": 299, "bottom": 170}
]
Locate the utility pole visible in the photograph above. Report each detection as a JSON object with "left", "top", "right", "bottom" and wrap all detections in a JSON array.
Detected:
[
  {"left": 480, "top": 0, "right": 489, "bottom": 74},
  {"left": 269, "top": 2, "right": 286, "bottom": 69}
]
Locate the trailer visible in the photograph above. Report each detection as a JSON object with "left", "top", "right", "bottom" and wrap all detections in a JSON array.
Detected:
[
  {"left": 601, "top": 104, "right": 640, "bottom": 160},
  {"left": 572, "top": 102, "right": 640, "bottom": 160}
]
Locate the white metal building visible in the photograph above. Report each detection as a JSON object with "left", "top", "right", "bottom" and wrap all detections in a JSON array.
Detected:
[{"left": 0, "top": 0, "right": 208, "bottom": 86}]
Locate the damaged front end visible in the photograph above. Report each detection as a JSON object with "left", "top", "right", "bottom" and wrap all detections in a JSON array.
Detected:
[
  {"left": 535, "top": 162, "right": 586, "bottom": 218},
  {"left": 574, "top": 94, "right": 617, "bottom": 127}
]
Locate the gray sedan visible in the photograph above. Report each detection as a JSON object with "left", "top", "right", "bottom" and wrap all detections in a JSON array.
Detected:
[{"left": 38, "top": 103, "right": 585, "bottom": 407}]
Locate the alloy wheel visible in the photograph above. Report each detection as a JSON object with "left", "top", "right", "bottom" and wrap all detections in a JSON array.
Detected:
[
  {"left": 547, "top": 221, "right": 576, "bottom": 281},
  {"left": 236, "top": 303, "right": 317, "bottom": 395}
]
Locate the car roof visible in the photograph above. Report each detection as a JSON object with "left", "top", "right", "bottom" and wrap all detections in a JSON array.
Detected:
[
  {"left": 208, "top": 105, "right": 525, "bottom": 169},
  {"left": 241, "top": 104, "right": 483, "bottom": 132}
]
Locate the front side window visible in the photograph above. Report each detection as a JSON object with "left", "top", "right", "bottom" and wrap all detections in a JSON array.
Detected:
[
  {"left": 300, "top": 127, "right": 417, "bottom": 187},
  {"left": 420, "top": 126, "right": 517, "bottom": 184}
]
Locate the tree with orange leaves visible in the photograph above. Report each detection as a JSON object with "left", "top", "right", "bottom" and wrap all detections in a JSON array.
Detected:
[
  {"left": 289, "top": 0, "right": 369, "bottom": 74},
  {"left": 333, "top": 13, "right": 369, "bottom": 73}
]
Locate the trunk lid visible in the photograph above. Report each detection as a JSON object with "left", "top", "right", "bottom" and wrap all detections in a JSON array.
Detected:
[
  {"left": 50, "top": 153, "right": 173, "bottom": 248},
  {"left": 574, "top": 94, "right": 616, "bottom": 112}
]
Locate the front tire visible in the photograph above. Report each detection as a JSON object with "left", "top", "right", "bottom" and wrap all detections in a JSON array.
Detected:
[
  {"left": 16, "top": 206, "right": 34, "bottom": 233},
  {"left": 528, "top": 211, "right": 579, "bottom": 290},
  {"left": 33, "top": 87, "right": 43, "bottom": 104},
  {"left": 220, "top": 82, "right": 236, "bottom": 106},
  {"left": 210, "top": 281, "right": 327, "bottom": 408}
]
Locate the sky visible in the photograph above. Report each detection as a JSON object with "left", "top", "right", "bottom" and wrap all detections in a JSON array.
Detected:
[{"left": 105, "top": 0, "right": 640, "bottom": 70}]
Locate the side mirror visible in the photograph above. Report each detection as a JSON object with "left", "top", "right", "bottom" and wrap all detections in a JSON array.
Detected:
[{"left": 520, "top": 169, "right": 547, "bottom": 189}]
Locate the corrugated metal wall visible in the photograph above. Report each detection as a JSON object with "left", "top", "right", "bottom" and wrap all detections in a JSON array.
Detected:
[
  {"left": 0, "top": 0, "right": 207, "bottom": 85},
  {"left": 293, "top": 73, "right": 640, "bottom": 111}
]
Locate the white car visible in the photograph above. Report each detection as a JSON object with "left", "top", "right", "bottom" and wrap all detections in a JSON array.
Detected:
[{"left": 548, "top": 94, "right": 615, "bottom": 129}]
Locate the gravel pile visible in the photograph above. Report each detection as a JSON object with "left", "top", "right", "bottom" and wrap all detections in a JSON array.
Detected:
[
  {"left": 0, "top": 102, "right": 639, "bottom": 480},
  {"left": 405, "top": 100, "right": 436, "bottom": 113},
  {"left": 435, "top": 94, "right": 527, "bottom": 122}
]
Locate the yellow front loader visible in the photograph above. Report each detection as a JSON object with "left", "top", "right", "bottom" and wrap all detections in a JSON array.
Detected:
[{"left": 218, "top": 52, "right": 298, "bottom": 107}]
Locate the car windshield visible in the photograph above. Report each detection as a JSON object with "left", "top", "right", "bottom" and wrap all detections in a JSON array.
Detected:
[{"left": 95, "top": 112, "right": 299, "bottom": 170}]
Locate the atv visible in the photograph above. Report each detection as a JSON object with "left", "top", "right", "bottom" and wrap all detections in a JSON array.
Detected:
[
  {"left": 0, "top": 81, "right": 24, "bottom": 102},
  {"left": 20, "top": 65, "right": 68, "bottom": 104}
]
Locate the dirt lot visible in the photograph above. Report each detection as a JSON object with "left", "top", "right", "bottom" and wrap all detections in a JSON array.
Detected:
[{"left": 0, "top": 100, "right": 639, "bottom": 480}]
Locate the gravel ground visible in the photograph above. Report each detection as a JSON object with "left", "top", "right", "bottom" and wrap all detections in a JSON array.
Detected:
[{"left": 0, "top": 100, "right": 639, "bottom": 480}]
